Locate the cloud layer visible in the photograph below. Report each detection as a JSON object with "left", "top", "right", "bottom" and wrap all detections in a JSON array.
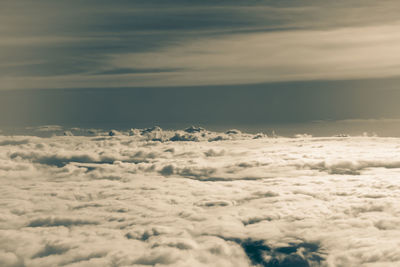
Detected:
[{"left": 1, "top": 128, "right": 400, "bottom": 266}]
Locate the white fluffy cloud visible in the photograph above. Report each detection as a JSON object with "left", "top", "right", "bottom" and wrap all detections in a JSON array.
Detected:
[{"left": 1, "top": 128, "right": 400, "bottom": 266}]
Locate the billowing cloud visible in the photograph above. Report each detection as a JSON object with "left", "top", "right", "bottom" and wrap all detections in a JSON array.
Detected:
[{"left": 1, "top": 128, "right": 400, "bottom": 266}]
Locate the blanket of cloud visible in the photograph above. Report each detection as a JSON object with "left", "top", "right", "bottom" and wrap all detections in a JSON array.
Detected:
[{"left": 1, "top": 126, "right": 400, "bottom": 266}]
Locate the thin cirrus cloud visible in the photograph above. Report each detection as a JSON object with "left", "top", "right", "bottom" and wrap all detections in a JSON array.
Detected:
[
  {"left": 2, "top": 0, "right": 400, "bottom": 90},
  {"left": 110, "top": 23, "right": 400, "bottom": 86},
  {"left": 93, "top": 67, "right": 183, "bottom": 75}
]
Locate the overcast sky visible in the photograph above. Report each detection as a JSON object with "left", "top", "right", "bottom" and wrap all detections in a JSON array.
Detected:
[{"left": 1, "top": 0, "right": 400, "bottom": 126}]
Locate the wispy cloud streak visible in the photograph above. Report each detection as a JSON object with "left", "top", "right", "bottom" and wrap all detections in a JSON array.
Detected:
[{"left": 2, "top": 0, "right": 400, "bottom": 89}]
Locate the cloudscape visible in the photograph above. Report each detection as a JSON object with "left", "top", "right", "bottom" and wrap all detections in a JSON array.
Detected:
[
  {"left": 2, "top": 1, "right": 400, "bottom": 266},
  {"left": 2, "top": 128, "right": 400, "bottom": 266}
]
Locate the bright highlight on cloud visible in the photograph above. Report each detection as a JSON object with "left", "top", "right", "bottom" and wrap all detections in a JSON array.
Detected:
[{"left": 1, "top": 127, "right": 400, "bottom": 266}]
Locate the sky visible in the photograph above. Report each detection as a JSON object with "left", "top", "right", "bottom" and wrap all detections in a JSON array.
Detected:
[{"left": 2, "top": 0, "right": 400, "bottom": 128}]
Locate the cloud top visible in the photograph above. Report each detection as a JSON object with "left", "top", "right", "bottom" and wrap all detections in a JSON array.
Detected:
[{"left": 1, "top": 127, "right": 400, "bottom": 266}]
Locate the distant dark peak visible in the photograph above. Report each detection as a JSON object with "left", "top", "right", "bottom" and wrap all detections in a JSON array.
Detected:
[
  {"left": 226, "top": 129, "right": 242, "bottom": 135},
  {"left": 184, "top": 126, "right": 206, "bottom": 133},
  {"left": 109, "top": 130, "right": 120, "bottom": 136},
  {"left": 253, "top": 133, "right": 266, "bottom": 139},
  {"left": 63, "top": 131, "right": 73, "bottom": 136},
  {"left": 141, "top": 126, "right": 162, "bottom": 134},
  {"left": 169, "top": 133, "right": 199, "bottom": 142}
]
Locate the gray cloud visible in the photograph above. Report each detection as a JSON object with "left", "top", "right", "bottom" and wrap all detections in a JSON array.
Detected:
[
  {"left": 93, "top": 67, "right": 183, "bottom": 75},
  {"left": 3, "top": 0, "right": 400, "bottom": 89}
]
